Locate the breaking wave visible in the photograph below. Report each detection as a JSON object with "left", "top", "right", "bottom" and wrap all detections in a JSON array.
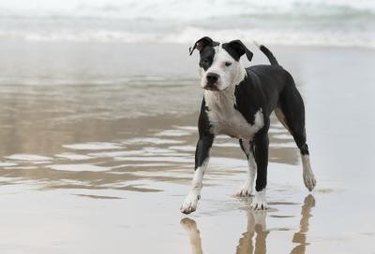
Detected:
[{"left": 0, "top": 0, "right": 374, "bottom": 47}]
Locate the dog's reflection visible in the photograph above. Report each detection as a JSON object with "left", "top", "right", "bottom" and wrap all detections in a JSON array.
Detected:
[
  {"left": 181, "top": 195, "right": 315, "bottom": 254},
  {"left": 236, "top": 210, "right": 268, "bottom": 254},
  {"left": 290, "top": 194, "right": 315, "bottom": 254},
  {"left": 180, "top": 217, "right": 203, "bottom": 254}
]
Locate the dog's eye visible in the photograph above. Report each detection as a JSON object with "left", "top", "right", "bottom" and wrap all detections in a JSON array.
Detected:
[
  {"left": 225, "top": 62, "right": 232, "bottom": 67},
  {"left": 202, "top": 59, "right": 209, "bottom": 65}
]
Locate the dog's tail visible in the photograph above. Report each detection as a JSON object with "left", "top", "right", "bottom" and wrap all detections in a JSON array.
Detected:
[{"left": 254, "top": 41, "right": 279, "bottom": 66}]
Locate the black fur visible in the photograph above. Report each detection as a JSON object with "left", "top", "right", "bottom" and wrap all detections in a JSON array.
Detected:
[
  {"left": 199, "top": 46, "right": 217, "bottom": 71},
  {"left": 195, "top": 99, "right": 214, "bottom": 169},
  {"left": 259, "top": 45, "right": 279, "bottom": 65},
  {"left": 222, "top": 40, "right": 253, "bottom": 61}
]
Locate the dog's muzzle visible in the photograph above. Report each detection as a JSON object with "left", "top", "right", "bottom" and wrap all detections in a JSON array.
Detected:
[{"left": 204, "top": 72, "right": 219, "bottom": 91}]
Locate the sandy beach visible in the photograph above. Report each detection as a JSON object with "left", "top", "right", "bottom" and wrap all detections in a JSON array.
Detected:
[{"left": 0, "top": 41, "right": 374, "bottom": 253}]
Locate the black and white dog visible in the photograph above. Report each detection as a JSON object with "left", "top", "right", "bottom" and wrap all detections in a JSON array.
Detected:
[{"left": 181, "top": 37, "right": 316, "bottom": 214}]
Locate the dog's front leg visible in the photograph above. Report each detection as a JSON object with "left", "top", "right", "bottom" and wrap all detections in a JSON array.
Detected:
[
  {"left": 237, "top": 139, "right": 256, "bottom": 197},
  {"left": 181, "top": 135, "right": 214, "bottom": 214},
  {"left": 251, "top": 132, "right": 269, "bottom": 210}
]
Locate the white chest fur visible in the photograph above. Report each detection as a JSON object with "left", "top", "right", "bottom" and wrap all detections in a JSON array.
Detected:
[{"left": 204, "top": 88, "right": 264, "bottom": 139}]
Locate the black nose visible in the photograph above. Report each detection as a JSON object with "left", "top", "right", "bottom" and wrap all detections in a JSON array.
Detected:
[{"left": 206, "top": 72, "right": 219, "bottom": 84}]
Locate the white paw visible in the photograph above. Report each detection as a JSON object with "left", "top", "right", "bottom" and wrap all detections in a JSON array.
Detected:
[
  {"left": 180, "top": 192, "right": 200, "bottom": 214},
  {"left": 236, "top": 183, "right": 253, "bottom": 197},
  {"left": 250, "top": 190, "right": 267, "bottom": 210},
  {"left": 250, "top": 199, "right": 267, "bottom": 210},
  {"left": 303, "top": 172, "right": 316, "bottom": 191}
]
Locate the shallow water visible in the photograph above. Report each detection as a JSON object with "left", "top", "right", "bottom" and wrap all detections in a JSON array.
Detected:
[{"left": 0, "top": 42, "right": 374, "bottom": 253}]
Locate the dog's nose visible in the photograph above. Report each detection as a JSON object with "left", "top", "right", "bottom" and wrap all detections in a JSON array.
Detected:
[{"left": 206, "top": 72, "right": 219, "bottom": 84}]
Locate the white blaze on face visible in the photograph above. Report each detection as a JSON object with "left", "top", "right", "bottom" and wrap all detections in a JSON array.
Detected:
[{"left": 200, "top": 44, "right": 246, "bottom": 90}]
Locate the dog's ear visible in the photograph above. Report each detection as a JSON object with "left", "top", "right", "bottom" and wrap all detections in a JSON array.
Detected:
[
  {"left": 189, "top": 36, "right": 215, "bottom": 55},
  {"left": 224, "top": 40, "right": 253, "bottom": 61}
]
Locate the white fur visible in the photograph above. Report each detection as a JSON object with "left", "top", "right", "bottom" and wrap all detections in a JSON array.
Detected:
[
  {"left": 237, "top": 140, "right": 257, "bottom": 197},
  {"left": 301, "top": 155, "right": 316, "bottom": 191},
  {"left": 204, "top": 87, "right": 264, "bottom": 140},
  {"left": 200, "top": 44, "right": 246, "bottom": 91},
  {"left": 199, "top": 43, "right": 264, "bottom": 139},
  {"left": 181, "top": 159, "right": 209, "bottom": 214},
  {"left": 250, "top": 189, "right": 267, "bottom": 210}
]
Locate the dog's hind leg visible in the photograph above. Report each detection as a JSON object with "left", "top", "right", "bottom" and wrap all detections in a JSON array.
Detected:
[
  {"left": 277, "top": 83, "right": 316, "bottom": 191},
  {"left": 236, "top": 139, "right": 256, "bottom": 197}
]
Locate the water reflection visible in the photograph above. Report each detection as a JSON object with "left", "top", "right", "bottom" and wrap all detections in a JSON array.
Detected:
[
  {"left": 0, "top": 117, "right": 299, "bottom": 193},
  {"left": 236, "top": 211, "right": 269, "bottom": 254},
  {"left": 290, "top": 195, "right": 316, "bottom": 254},
  {"left": 180, "top": 218, "right": 203, "bottom": 254},
  {"left": 181, "top": 195, "right": 316, "bottom": 254}
]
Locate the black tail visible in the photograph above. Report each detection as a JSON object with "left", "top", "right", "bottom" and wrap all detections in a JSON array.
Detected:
[{"left": 257, "top": 44, "right": 279, "bottom": 66}]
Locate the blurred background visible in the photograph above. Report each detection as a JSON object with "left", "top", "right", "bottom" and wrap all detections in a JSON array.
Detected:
[
  {"left": 0, "top": 1, "right": 374, "bottom": 254},
  {"left": 1, "top": 0, "right": 374, "bottom": 46}
]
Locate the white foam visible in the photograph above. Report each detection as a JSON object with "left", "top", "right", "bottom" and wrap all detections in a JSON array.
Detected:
[
  {"left": 112, "top": 163, "right": 171, "bottom": 168},
  {"left": 5, "top": 154, "right": 52, "bottom": 161},
  {"left": 273, "top": 134, "right": 293, "bottom": 139},
  {"left": 154, "top": 130, "right": 191, "bottom": 137},
  {"left": 114, "top": 156, "right": 192, "bottom": 163},
  {"left": 47, "top": 164, "right": 110, "bottom": 172},
  {"left": 55, "top": 153, "right": 93, "bottom": 160},
  {"left": 89, "top": 151, "right": 143, "bottom": 158},
  {"left": 1, "top": 0, "right": 375, "bottom": 47},
  {"left": 215, "top": 142, "right": 239, "bottom": 148},
  {"left": 174, "top": 126, "right": 197, "bottom": 131},
  {"left": 169, "top": 145, "right": 196, "bottom": 152},
  {"left": 270, "top": 142, "right": 296, "bottom": 148},
  {"left": 0, "top": 161, "right": 18, "bottom": 167},
  {"left": 63, "top": 142, "right": 122, "bottom": 151},
  {"left": 2, "top": 0, "right": 374, "bottom": 19},
  {"left": 89, "top": 147, "right": 189, "bottom": 158},
  {"left": 123, "top": 138, "right": 183, "bottom": 145}
]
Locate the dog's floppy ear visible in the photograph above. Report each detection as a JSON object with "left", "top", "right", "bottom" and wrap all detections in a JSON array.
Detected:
[
  {"left": 224, "top": 40, "right": 253, "bottom": 61},
  {"left": 189, "top": 36, "right": 215, "bottom": 55}
]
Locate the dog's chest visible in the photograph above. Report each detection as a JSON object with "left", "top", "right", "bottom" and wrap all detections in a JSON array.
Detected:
[{"left": 205, "top": 92, "right": 264, "bottom": 139}]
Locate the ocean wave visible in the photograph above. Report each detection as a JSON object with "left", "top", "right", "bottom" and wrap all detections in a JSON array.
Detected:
[
  {"left": 0, "top": 0, "right": 374, "bottom": 47},
  {"left": 1, "top": 0, "right": 374, "bottom": 20},
  {"left": 0, "top": 26, "right": 373, "bottom": 48}
]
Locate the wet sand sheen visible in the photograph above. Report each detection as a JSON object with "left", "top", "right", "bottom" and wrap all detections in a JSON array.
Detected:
[
  {"left": 0, "top": 118, "right": 298, "bottom": 193},
  {"left": 0, "top": 42, "right": 374, "bottom": 253}
]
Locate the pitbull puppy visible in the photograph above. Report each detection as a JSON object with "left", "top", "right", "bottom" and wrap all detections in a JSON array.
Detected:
[{"left": 181, "top": 37, "right": 316, "bottom": 214}]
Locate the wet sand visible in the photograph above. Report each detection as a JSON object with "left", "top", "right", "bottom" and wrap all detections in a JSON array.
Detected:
[{"left": 0, "top": 42, "right": 374, "bottom": 253}]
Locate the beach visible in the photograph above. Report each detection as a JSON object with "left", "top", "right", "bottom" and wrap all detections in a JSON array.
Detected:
[{"left": 0, "top": 41, "right": 374, "bottom": 253}]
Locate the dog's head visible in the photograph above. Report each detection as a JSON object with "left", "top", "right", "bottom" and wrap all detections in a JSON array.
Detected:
[{"left": 189, "top": 36, "right": 253, "bottom": 91}]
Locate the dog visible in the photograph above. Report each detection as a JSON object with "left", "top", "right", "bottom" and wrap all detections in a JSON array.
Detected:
[{"left": 180, "top": 36, "right": 316, "bottom": 214}]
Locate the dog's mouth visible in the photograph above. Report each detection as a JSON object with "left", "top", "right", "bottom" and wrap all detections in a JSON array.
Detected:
[{"left": 203, "top": 83, "right": 219, "bottom": 91}]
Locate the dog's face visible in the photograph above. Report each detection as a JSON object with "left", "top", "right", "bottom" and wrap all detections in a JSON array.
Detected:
[{"left": 190, "top": 37, "right": 253, "bottom": 91}]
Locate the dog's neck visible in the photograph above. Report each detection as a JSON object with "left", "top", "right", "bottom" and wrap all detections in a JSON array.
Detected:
[{"left": 204, "top": 82, "right": 237, "bottom": 111}]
